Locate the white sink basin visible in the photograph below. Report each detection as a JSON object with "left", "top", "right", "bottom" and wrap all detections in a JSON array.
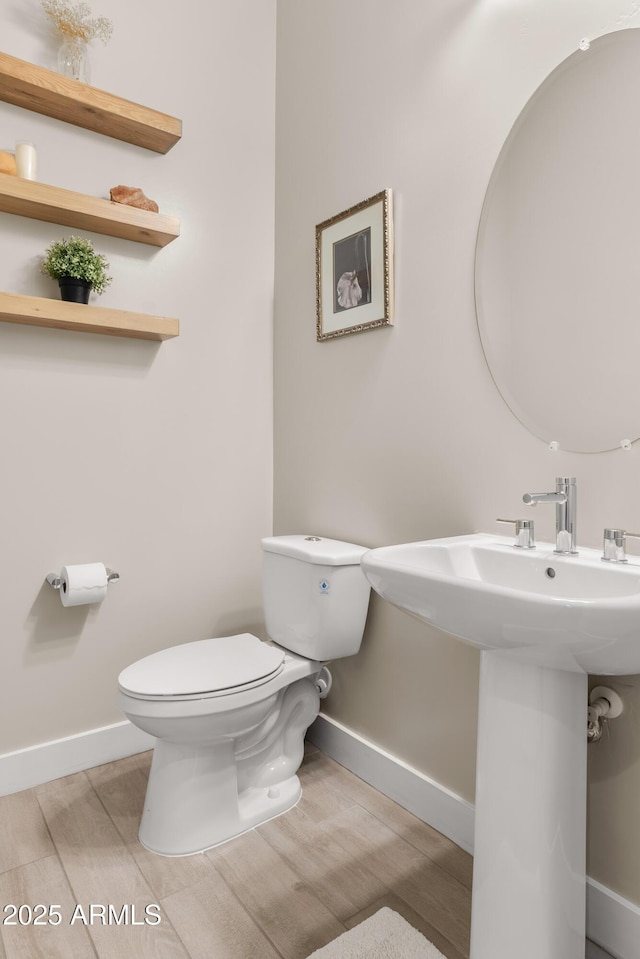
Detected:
[{"left": 361, "top": 532, "right": 640, "bottom": 674}]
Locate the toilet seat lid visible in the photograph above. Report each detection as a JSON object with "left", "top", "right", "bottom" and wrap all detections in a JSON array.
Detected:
[{"left": 118, "top": 633, "right": 285, "bottom": 698}]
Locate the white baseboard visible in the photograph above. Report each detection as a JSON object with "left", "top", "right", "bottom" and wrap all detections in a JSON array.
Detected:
[
  {"left": 0, "top": 721, "right": 155, "bottom": 796},
  {"left": 586, "top": 877, "right": 640, "bottom": 959},
  {"left": 307, "top": 713, "right": 474, "bottom": 854},
  {"left": 585, "top": 940, "right": 614, "bottom": 959},
  {"left": 308, "top": 712, "right": 639, "bottom": 959}
]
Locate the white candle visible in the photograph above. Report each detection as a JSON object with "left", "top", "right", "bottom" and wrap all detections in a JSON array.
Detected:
[{"left": 15, "top": 141, "right": 37, "bottom": 180}]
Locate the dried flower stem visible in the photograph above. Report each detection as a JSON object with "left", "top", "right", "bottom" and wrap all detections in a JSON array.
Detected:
[{"left": 41, "top": 0, "right": 113, "bottom": 44}]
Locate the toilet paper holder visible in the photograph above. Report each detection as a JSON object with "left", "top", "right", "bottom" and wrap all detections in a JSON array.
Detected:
[{"left": 46, "top": 569, "right": 120, "bottom": 590}]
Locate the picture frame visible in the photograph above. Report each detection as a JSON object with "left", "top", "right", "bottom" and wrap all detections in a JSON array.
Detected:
[{"left": 316, "top": 189, "right": 393, "bottom": 341}]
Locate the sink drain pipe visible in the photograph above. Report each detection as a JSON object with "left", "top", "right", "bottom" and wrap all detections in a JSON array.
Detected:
[{"left": 587, "top": 685, "right": 624, "bottom": 743}]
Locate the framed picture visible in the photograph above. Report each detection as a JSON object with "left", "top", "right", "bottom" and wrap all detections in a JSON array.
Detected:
[{"left": 316, "top": 189, "right": 393, "bottom": 341}]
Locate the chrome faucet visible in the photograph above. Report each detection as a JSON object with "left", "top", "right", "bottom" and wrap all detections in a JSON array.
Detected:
[{"left": 522, "top": 477, "right": 577, "bottom": 555}]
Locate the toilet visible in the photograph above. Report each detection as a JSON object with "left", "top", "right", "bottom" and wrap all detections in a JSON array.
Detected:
[{"left": 118, "top": 535, "right": 371, "bottom": 856}]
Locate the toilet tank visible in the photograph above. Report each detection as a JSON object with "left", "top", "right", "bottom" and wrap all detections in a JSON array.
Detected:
[{"left": 261, "top": 535, "right": 371, "bottom": 661}]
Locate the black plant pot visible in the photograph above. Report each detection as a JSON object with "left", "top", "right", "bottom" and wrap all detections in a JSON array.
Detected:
[{"left": 58, "top": 277, "right": 92, "bottom": 304}]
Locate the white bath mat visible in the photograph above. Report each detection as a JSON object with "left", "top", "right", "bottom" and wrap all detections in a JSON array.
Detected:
[{"left": 306, "top": 907, "right": 447, "bottom": 958}]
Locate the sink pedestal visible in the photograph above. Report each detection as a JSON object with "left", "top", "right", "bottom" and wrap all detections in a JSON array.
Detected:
[
  {"left": 470, "top": 650, "right": 587, "bottom": 959},
  {"left": 360, "top": 532, "right": 639, "bottom": 957}
]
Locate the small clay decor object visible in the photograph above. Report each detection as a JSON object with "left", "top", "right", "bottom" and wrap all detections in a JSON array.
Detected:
[{"left": 110, "top": 184, "right": 159, "bottom": 213}]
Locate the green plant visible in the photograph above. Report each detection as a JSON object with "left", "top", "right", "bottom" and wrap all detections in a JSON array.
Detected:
[{"left": 41, "top": 235, "right": 112, "bottom": 294}]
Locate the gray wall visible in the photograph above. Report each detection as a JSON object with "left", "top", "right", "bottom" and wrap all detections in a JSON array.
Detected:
[
  {"left": 0, "top": 1, "right": 275, "bottom": 751},
  {"left": 274, "top": 0, "right": 640, "bottom": 906}
]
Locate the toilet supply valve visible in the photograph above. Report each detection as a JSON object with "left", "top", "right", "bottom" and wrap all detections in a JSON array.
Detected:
[
  {"left": 602, "top": 528, "right": 640, "bottom": 563},
  {"left": 496, "top": 518, "right": 535, "bottom": 549},
  {"left": 315, "top": 666, "right": 332, "bottom": 699},
  {"left": 587, "top": 685, "right": 624, "bottom": 743}
]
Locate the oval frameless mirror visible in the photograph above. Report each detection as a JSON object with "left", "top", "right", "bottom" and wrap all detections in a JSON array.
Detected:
[{"left": 475, "top": 29, "right": 640, "bottom": 453}]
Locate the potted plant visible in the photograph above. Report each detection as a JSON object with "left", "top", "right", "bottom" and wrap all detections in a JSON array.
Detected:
[{"left": 41, "top": 235, "right": 112, "bottom": 303}]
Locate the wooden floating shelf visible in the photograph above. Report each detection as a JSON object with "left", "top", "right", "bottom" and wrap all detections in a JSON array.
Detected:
[
  {"left": 0, "top": 175, "right": 180, "bottom": 247},
  {"left": 0, "top": 51, "right": 182, "bottom": 153},
  {"left": 0, "top": 291, "right": 179, "bottom": 341}
]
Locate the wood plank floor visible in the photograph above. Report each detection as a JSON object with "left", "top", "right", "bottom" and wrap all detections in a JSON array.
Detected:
[
  {"left": 0, "top": 743, "right": 472, "bottom": 959},
  {"left": 0, "top": 743, "right": 612, "bottom": 959}
]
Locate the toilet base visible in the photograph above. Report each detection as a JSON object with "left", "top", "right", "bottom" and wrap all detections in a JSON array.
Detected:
[
  {"left": 140, "top": 774, "right": 302, "bottom": 857},
  {"left": 135, "top": 676, "right": 320, "bottom": 856}
]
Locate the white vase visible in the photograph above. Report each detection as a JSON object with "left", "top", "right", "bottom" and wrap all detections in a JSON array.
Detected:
[{"left": 57, "top": 40, "right": 90, "bottom": 84}]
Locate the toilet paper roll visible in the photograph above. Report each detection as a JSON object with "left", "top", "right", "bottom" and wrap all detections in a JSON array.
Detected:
[{"left": 59, "top": 562, "right": 108, "bottom": 607}]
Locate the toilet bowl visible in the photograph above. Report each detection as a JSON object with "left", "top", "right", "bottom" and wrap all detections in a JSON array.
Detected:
[{"left": 118, "top": 535, "right": 371, "bottom": 856}]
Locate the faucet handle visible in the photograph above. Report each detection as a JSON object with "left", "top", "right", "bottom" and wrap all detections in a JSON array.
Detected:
[
  {"left": 602, "top": 528, "right": 640, "bottom": 563},
  {"left": 497, "top": 518, "right": 535, "bottom": 549}
]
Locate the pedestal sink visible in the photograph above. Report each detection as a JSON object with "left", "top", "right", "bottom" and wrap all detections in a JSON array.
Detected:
[{"left": 361, "top": 533, "right": 640, "bottom": 959}]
